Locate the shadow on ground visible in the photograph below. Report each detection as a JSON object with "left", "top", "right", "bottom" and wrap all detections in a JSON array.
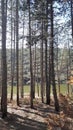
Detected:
[
  {"left": 5, "top": 112, "right": 47, "bottom": 130},
  {"left": 0, "top": 105, "right": 48, "bottom": 130}
]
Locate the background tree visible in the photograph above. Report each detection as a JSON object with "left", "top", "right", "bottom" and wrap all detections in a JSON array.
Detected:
[
  {"left": 16, "top": 0, "right": 19, "bottom": 106},
  {"left": 28, "top": 0, "right": 34, "bottom": 108},
  {"left": 50, "top": 0, "right": 59, "bottom": 111}
]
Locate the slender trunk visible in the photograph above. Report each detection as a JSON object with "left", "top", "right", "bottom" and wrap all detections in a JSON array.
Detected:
[
  {"left": 11, "top": 19, "right": 16, "bottom": 100},
  {"left": 21, "top": 18, "right": 25, "bottom": 98},
  {"left": 45, "top": 0, "right": 51, "bottom": 104},
  {"left": 40, "top": 1, "right": 45, "bottom": 103},
  {"left": 56, "top": 44, "right": 60, "bottom": 94},
  {"left": 16, "top": 0, "right": 19, "bottom": 106},
  {"left": 1, "top": 0, "right": 7, "bottom": 118},
  {"left": 71, "top": 0, "right": 73, "bottom": 77},
  {"left": 28, "top": 0, "right": 33, "bottom": 108},
  {"left": 11, "top": 0, "right": 13, "bottom": 100},
  {"left": 37, "top": 64, "right": 39, "bottom": 97},
  {"left": 71, "top": 0, "right": 73, "bottom": 41},
  {"left": 48, "top": 45, "right": 51, "bottom": 104},
  {"left": 50, "top": 1, "right": 59, "bottom": 112},
  {"left": 33, "top": 43, "right": 36, "bottom": 98},
  {"left": 21, "top": 41, "right": 24, "bottom": 98},
  {"left": 67, "top": 37, "right": 70, "bottom": 95},
  {"left": 41, "top": 20, "right": 44, "bottom": 103},
  {"left": 67, "top": 62, "right": 69, "bottom": 95}
]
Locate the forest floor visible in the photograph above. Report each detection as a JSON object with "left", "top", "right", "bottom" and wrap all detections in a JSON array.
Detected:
[{"left": 0, "top": 94, "right": 73, "bottom": 130}]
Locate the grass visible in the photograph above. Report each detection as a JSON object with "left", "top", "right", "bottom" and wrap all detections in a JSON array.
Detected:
[
  {"left": 56, "top": 84, "right": 67, "bottom": 94},
  {"left": 7, "top": 83, "right": 72, "bottom": 96},
  {"left": 7, "top": 85, "right": 30, "bottom": 94},
  {"left": 7, "top": 84, "right": 40, "bottom": 95}
]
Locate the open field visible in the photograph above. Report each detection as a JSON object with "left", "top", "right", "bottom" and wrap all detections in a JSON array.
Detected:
[{"left": 7, "top": 84, "right": 73, "bottom": 96}]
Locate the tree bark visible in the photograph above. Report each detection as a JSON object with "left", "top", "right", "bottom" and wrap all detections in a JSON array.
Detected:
[
  {"left": 71, "top": 0, "right": 73, "bottom": 40},
  {"left": 28, "top": 0, "right": 33, "bottom": 108},
  {"left": 21, "top": 17, "right": 25, "bottom": 98},
  {"left": 50, "top": 1, "right": 59, "bottom": 112},
  {"left": 40, "top": 20, "right": 44, "bottom": 103},
  {"left": 11, "top": 0, "right": 13, "bottom": 100},
  {"left": 45, "top": 0, "right": 51, "bottom": 105},
  {"left": 11, "top": 19, "right": 16, "bottom": 100},
  {"left": 16, "top": 0, "right": 19, "bottom": 106},
  {"left": 1, "top": 0, "right": 8, "bottom": 118}
]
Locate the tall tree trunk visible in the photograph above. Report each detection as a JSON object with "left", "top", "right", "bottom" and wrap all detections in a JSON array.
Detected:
[
  {"left": 21, "top": 38, "right": 24, "bottom": 98},
  {"left": 67, "top": 60, "right": 69, "bottom": 95},
  {"left": 28, "top": 0, "right": 33, "bottom": 108},
  {"left": 40, "top": 1, "right": 45, "bottom": 103},
  {"left": 33, "top": 43, "right": 36, "bottom": 98},
  {"left": 41, "top": 20, "right": 44, "bottom": 103},
  {"left": 45, "top": 0, "right": 51, "bottom": 105},
  {"left": 37, "top": 63, "right": 39, "bottom": 97},
  {"left": 71, "top": 0, "right": 73, "bottom": 77},
  {"left": 20, "top": 16, "right": 25, "bottom": 98},
  {"left": 1, "top": 0, "right": 8, "bottom": 118},
  {"left": 11, "top": 0, "right": 13, "bottom": 100},
  {"left": 56, "top": 44, "right": 60, "bottom": 94},
  {"left": 16, "top": 0, "right": 19, "bottom": 106},
  {"left": 67, "top": 36, "right": 71, "bottom": 95},
  {"left": 50, "top": 1, "right": 59, "bottom": 112},
  {"left": 11, "top": 19, "right": 16, "bottom": 100},
  {"left": 71, "top": 0, "right": 73, "bottom": 41}
]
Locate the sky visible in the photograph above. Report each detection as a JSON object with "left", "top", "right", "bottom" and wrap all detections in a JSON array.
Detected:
[{"left": 0, "top": 0, "right": 72, "bottom": 49}]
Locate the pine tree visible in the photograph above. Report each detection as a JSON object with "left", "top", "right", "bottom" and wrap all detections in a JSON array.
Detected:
[{"left": 1, "top": 0, "right": 8, "bottom": 118}]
